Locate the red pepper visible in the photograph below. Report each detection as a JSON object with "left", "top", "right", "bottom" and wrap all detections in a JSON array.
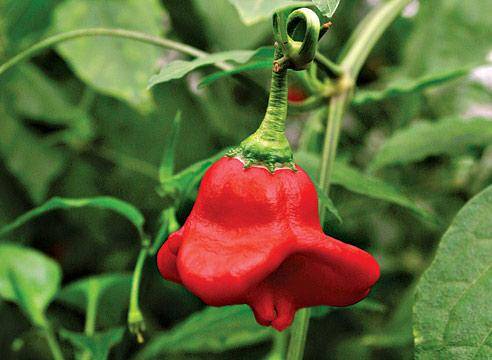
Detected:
[
  {"left": 157, "top": 157, "right": 379, "bottom": 330},
  {"left": 288, "top": 86, "right": 308, "bottom": 103},
  {"left": 157, "top": 26, "right": 379, "bottom": 331}
]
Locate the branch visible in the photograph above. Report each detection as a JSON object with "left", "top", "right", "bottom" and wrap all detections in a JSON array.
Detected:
[{"left": 0, "top": 28, "right": 231, "bottom": 77}]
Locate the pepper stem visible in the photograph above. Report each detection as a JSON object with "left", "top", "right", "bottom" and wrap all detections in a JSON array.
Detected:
[
  {"left": 228, "top": 7, "right": 321, "bottom": 172},
  {"left": 228, "top": 45, "right": 294, "bottom": 172}
]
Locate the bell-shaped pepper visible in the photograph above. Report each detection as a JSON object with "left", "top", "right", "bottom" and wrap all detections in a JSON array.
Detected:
[
  {"left": 157, "top": 11, "right": 379, "bottom": 331},
  {"left": 157, "top": 156, "right": 379, "bottom": 331}
]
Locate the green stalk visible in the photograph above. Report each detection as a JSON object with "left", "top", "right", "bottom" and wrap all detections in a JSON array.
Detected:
[
  {"left": 288, "top": 95, "right": 327, "bottom": 114},
  {"left": 318, "top": 90, "right": 350, "bottom": 193},
  {"left": 43, "top": 327, "right": 65, "bottom": 360},
  {"left": 8, "top": 271, "right": 65, "bottom": 360},
  {"left": 78, "top": 87, "right": 97, "bottom": 112},
  {"left": 229, "top": 46, "right": 294, "bottom": 171},
  {"left": 84, "top": 282, "right": 99, "bottom": 336},
  {"left": 127, "top": 208, "right": 179, "bottom": 343},
  {"left": 0, "top": 28, "right": 231, "bottom": 77},
  {"left": 341, "top": 0, "right": 413, "bottom": 78},
  {"left": 267, "top": 331, "right": 288, "bottom": 359},
  {"left": 81, "top": 280, "right": 100, "bottom": 360},
  {"left": 314, "top": 52, "right": 343, "bottom": 76},
  {"left": 285, "top": 309, "right": 310, "bottom": 360},
  {"left": 286, "top": 1, "right": 412, "bottom": 359},
  {"left": 128, "top": 242, "right": 150, "bottom": 344}
]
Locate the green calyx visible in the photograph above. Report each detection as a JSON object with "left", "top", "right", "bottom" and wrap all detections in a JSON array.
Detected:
[
  {"left": 228, "top": 45, "right": 295, "bottom": 173},
  {"left": 227, "top": 131, "right": 295, "bottom": 172}
]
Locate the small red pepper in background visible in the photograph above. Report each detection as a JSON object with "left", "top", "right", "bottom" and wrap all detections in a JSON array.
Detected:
[
  {"left": 288, "top": 86, "right": 308, "bottom": 103},
  {"left": 157, "top": 157, "right": 379, "bottom": 331},
  {"left": 157, "top": 12, "right": 379, "bottom": 331}
]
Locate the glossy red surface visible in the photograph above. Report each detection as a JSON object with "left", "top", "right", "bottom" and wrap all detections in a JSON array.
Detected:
[{"left": 157, "top": 157, "right": 380, "bottom": 331}]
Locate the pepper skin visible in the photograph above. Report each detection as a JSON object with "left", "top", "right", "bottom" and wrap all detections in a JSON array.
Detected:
[{"left": 157, "top": 156, "right": 380, "bottom": 331}]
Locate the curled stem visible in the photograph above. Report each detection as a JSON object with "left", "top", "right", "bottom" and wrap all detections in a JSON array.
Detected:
[{"left": 273, "top": 8, "right": 321, "bottom": 71}]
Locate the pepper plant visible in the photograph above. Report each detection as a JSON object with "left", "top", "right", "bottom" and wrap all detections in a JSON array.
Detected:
[{"left": 0, "top": 1, "right": 491, "bottom": 360}]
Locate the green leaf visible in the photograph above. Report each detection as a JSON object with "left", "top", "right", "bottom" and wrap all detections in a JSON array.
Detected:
[
  {"left": 332, "top": 161, "right": 439, "bottom": 226},
  {"left": 60, "top": 327, "right": 125, "bottom": 360},
  {"left": 370, "top": 117, "right": 492, "bottom": 171},
  {"left": 7, "top": 64, "right": 79, "bottom": 121},
  {"left": 136, "top": 305, "right": 274, "bottom": 358},
  {"left": 57, "top": 273, "right": 131, "bottom": 310},
  {"left": 5, "top": 64, "right": 93, "bottom": 146},
  {"left": 199, "top": 60, "right": 272, "bottom": 88},
  {"left": 159, "top": 149, "right": 229, "bottom": 201},
  {"left": 296, "top": 151, "right": 439, "bottom": 225},
  {"left": 193, "top": 0, "right": 271, "bottom": 50},
  {"left": 0, "top": 103, "right": 66, "bottom": 203},
  {"left": 148, "top": 50, "right": 259, "bottom": 88},
  {"left": 361, "top": 288, "right": 414, "bottom": 348},
  {"left": 159, "top": 111, "right": 182, "bottom": 183},
  {"left": 0, "top": 243, "right": 61, "bottom": 327},
  {"left": 350, "top": 298, "right": 387, "bottom": 313},
  {"left": 414, "top": 185, "right": 492, "bottom": 359},
  {"left": 0, "top": 197, "right": 145, "bottom": 239},
  {"left": 57, "top": 274, "right": 132, "bottom": 327},
  {"left": 52, "top": 0, "right": 168, "bottom": 110},
  {"left": 403, "top": 0, "right": 492, "bottom": 77},
  {"left": 198, "top": 46, "right": 274, "bottom": 88},
  {"left": 311, "top": 298, "right": 386, "bottom": 319},
  {"left": 228, "top": 0, "right": 312, "bottom": 25},
  {"left": 151, "top": 207, "right": 179, "bottom": 255},
  {"left": 353, "top": 66, "right": 474, "bottom": 105},
  {"left": 313, "top": 183, "right": 342, "bottom": 223},
  {"left": 312, "top": 0, "right": 340, "bottom": 17},
  {"left": 0, "top": 0, "right": 58, "bottom": 53}
]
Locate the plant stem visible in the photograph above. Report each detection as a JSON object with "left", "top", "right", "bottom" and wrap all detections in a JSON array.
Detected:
[
  {"left": 286, "top": 1, "right": 412, "bottom": 359},
  {"left": 320, "top": 0, "right": 413, "bottom": 195},
  {"left": 85, "top": 282, "right": 99, "bottom": 336},
  {"left": 80, "top": 280, "right": 100, "bottom": 360},
  {"left": 151, "top": 208, "right": 179, "bottom": 255},
  {"left": 79, "top": 87, "right": 97, "bottom": 113},
  {"left": 267, "top": 331, "right": 288, "bottom": 359},
  {"left": 231, "top": 46, "right": 294, "bottom": 170},
  {"left": 315, "top": 53, "right": 343, "bottom": 76},
  {"left": 288, "top": 95, "right": 326, "bottom": 114},
  {"left": 341, "top": 0, "right": 413, "bottom": 78},
  {"left": 127, "top": 208, "right": 179, "bottom": 343},
  {"left": 286, "top": 308, "right": 311, "bottom": 360},
  {"left": 128, "top": 241, "right": 150, "bottom": 343},
  {"left": 258, "top": 48, "right": 288, "bottom": 136},
  {"left": 319, "top": 91, "right": 350, "bottom": 193},
  {"left": 130, "top": 248, "right": 148, "bottom": 314},
  {"left": 43, "top": 327, "right": 65, "bottom": 360},
  {"left": 0, "top": 28, "right": 231, "bottom": 77}
]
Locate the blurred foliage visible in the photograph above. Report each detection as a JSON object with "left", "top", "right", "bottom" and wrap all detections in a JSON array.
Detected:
[{"left": 0, "top": 0, "right": 491, "bottom": 359}]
